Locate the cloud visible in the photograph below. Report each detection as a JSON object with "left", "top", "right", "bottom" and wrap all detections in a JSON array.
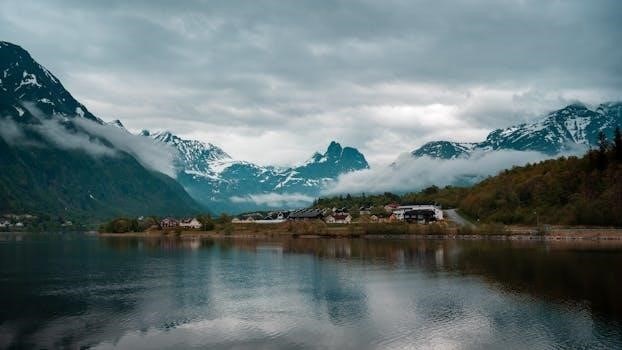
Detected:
[
  {"left": 230, "top": 193, "right": 315, "bottom": 208},
  {"left": 33, "top": 119, "right": 117, "bottom": 157},
  {"left": 73, "top": 119, "right": 177, "bottom": 177},
  {"left": 0, "top": 117, "right": 30, "bottom": 145},
  {"left": 1, "top": 109, "right": 176, "bottom": 177},
  {"left": 0, "top": 0, "right": 619, "bottom": 166},
  {"left": 322, "top": 150, "right": 562, "bottom": 195}
]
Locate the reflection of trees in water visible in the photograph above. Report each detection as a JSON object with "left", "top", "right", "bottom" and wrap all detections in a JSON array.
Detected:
[
  {"left": 222, "top": 238, "right": 622, "bottom": 324},
  {"left": 447, "top": 240, "right": 622, "bottom": 322}
]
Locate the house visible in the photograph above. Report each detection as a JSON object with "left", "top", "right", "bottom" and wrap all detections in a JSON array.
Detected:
[
  {"left": 264, "top": 211, "right": 291, "bottom": 221},
  {"left": 393, "top": 205, "right": 443, "bottom": 222},
  {"left": 370, "top": 213, "right": 397, "bottom": 223},
  {"left": 325, "top": 213, "right": 352, "bottom": 224},
  {"left": 160, "top": 218, "right": 179, "bottom": 229},
  {"left": 0, "top": 220, "right": 10, "bottom": 228},
  {"left": 403, "top": 209, "right": 437, "bottom": 223},
  {"left": 242, "top": 213, "right": 264, "bottom": 222},
  {"left": 289, "top": 209, "right": 324, "bottom": 220},
  {"left": 384, "top": 203, "right": 400, "bottom": 213},
  {"left": 180, "top": 218, "right": 202, "bottom": 229},
  {"left": 15, "top": 222, "right": 24, "bottom": 228},
  {"left": 359, "top": 206, "right": 372, "bottom": 215}
]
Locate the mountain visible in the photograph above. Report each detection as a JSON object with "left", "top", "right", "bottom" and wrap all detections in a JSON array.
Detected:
[
  {"left": 411, "top": 141, "right": 476, "bottom": 159},
  {"left": 0, "top": 41, "right": 201, "bottom": 220},
  {"left": 412, "top": 102, "right": 622, "bottom": 159},
  {"left": 143, "top": 131, "right": 369, "bottom": 213}
]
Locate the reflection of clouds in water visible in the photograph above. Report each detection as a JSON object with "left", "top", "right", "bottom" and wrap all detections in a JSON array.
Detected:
[{"left": 2, "top": 237, "right": 622, "bottom": 349}]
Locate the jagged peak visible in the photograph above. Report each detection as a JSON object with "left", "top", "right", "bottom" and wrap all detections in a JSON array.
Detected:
[
  {"left": 107, "top": 119, "right": 125, "bottom": 129},
  {"left": 326, "top": 140, "right": 343, "bottom": 156},
  {"left": 148, "top": 130, "right": 232, "bottom": 160}
]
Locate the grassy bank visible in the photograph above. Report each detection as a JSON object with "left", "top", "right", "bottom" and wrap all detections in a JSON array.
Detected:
[{"left": 99, "top": 220, "right": 622, "bottom": 240}]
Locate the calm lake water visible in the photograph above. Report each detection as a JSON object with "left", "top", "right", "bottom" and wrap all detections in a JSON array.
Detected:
[{"left": 1, "top": 234, "right": 621, "bottom": 349}]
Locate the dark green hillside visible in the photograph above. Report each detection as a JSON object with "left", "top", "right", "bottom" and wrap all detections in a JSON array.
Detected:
[
  {"left": 0, "top": 41, "right": 202, "bottom": 222},
  {"left": 314, "top": 130, "right": 622, "bottom": 227},
  {"left": 0, "top": 135, "right": 201, "bottom": 221},
  {"left": 458, "top": 131, "right": 622, "bottom": 226}
]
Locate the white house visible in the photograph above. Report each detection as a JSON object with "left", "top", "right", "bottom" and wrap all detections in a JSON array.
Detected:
[
  {"left": 393, "top": 205, "right": 443, "bottom": 221},
  {"left": 325, "top": 213, "right": 352, "bottom": 224},
  {"left": 179, "top": 218, "right": 202, "bottom": 229}
]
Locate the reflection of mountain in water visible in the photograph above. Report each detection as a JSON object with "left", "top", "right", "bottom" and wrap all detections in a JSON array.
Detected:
[{"left": 2, "top": 235, "right": 622, "bottom": 348}]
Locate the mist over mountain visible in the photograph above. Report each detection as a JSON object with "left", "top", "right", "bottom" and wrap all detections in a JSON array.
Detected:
[
  {"left": 141, "top": 130, "right": 369, "bottom": 213},
  {"left": 412, "top": 103, "right": 622, "bottom": 159},
  {"left": 0, "top": 41, "right": 201, "bottom": 220},
  {"left": 326, "top": 103, "right": 622, "bottom": 196},
  {"left": 1, "top": 40, "right": 619, "bottom": 218}
]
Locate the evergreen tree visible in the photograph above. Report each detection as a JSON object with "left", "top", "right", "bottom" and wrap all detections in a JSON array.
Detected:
[
  {"left": 614, "top": 126, "right": 622, "bottom": 161},
  {"left": 597, "top": 131, "right": 609, "bottom": 170}
]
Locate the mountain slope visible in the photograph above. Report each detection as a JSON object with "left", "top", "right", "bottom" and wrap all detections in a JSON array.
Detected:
[
  {"left": 144, "top": 131, "right": 369, "bottom": 213},
  {"left": 0, "top": 41, "right": 201, "bottom": 220},
  {"left": 458, "top": 147, "right": 622, "bottom": 226},
  {"left": 412, "top": 102, "right": 622, "bottom": 159}
]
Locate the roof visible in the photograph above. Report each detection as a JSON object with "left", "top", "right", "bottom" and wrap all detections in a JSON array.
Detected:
[
  {"left": 331, "top": 213, "right": 351, "bottom": 220},
  {"left": 289, "top": 209, "right": 323, "bottom": 219}
]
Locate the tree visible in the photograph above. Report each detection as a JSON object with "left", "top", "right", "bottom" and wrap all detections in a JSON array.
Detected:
[
  {"left": 215, "top": 213, "right": 232, "bottom": 224},
  {"left": 197, "top": 214, "right": 215, "bottom": 231},
  {"left": 596, "top": 131, "right": 609, "bottom": 170},
  {"left": 614, "top": 126, "right": 622, "bottom": 161}
]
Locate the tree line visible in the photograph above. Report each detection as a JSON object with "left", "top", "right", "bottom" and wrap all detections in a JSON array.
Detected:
[{"left": 315, "top": 128, "right": 622, "bottom": 226}]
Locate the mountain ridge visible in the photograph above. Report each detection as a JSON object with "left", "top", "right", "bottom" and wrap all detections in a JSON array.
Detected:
[
  {"left": 412, "top": 102, "right": 622, "bottom": 159},
  {"left": 0, "top": 41, "right": 202, "bottom": 220},
  {"left": 138, "top": 129, "right": 370, "bottom": 213}
]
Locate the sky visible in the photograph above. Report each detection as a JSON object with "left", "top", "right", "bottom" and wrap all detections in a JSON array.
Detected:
[{"left": 1, "top": 0, "right": 620, "bottom": 167}]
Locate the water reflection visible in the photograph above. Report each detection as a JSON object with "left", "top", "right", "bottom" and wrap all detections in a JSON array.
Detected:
[{"left": 0, "top": 234, "right": 620, "bottom": 348}]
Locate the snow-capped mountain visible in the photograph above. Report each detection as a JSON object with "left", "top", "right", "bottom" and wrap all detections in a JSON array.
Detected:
[
  {"left": 411, "top": 141, "right": 476, "bottom": 159},
  {"left": 0, "top": 41, "right": 201, "bottom": 218},
  {"left": 142, "top": 132, "right": 370, "bottom": 213},
  {"left": 412, "top": 102, "right": 622, "bottom": 159},
  {"left": 0, "top": 41, "right": 101, "bottom": 124}
]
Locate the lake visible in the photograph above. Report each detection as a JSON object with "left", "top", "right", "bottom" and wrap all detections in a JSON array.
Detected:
[{"left": 1, "top": 234, "right": 621, "bottom": 349}]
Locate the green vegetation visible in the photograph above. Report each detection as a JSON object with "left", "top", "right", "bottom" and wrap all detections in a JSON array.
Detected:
[
  {"left": 314, "top": 186, "right": 468, "bottom": 213},
  {"left": 460, "top": 130, "right": 622, "bottom": 226},
  {"left": 316, "top": 128, "right": 622, "bottom": 227},
  {"left": 0, "top": 134, "right": 202, "bottom": 222},
  {"left": 100, "top": 216, "right": 160, "bottom": 233}
]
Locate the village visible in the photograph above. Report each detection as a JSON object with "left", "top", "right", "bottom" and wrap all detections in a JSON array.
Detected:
[{"left": 153, "top": 204, "right": 444, "bottom": 231}]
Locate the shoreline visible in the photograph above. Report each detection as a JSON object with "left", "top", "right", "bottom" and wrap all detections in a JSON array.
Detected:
[{"left": 97, "top": 226, "right": 622, "bottom": 241}]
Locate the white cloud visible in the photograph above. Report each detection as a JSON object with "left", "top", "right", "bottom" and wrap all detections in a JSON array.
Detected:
[
  {"left": 32, "top": 119, "right": 117, "bottom": 157},
  {"left": 230, "top": 193, "right": 315, "bottom": 208},
  {"left": 322, "top": 150, "right": 559, "bottom": 195},
  {"left": 1, "top": 0, "right": 619, "bottom": 166},
  {"left": 0, "top": 117, "right": 30, "bottom": 145},
  {"left": 74, "top": 119, "right": 177, "bottom": 177}
]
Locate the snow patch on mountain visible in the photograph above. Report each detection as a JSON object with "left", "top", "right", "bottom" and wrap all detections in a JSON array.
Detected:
[{"left": 412, "top": 102, "right": 622, "bottom": 159}]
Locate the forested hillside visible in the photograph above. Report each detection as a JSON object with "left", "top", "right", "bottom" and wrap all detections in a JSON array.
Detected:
[
  {"left": 315, "top": 129, "right": 622, "bottom": 226},
  {"left": 459, "top": 130, "right": 622, "bottom": 226}
]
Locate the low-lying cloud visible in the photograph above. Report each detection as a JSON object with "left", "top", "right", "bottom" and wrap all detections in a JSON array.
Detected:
[
  {"left": 1, "top": 110, "right": 177, "bottom": 177},
  {"left": 230, "top": 193, "right": 315, "bottom": 208},
  {"left": 322, "top": 150, "right": 562, "bottom": 195},
  {"left": 74, "top": 118, "right": 177, "bottom": 177},
  {"left": 0, "top": 117, "right": 29, "bottom": 145}
]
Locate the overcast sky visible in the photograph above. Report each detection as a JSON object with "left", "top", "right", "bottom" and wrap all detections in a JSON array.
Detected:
[{"left": 2, "top": 0, "right": 620, "bottom": 166}]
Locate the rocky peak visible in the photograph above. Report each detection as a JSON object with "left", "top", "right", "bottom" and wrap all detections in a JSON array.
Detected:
[{"left": 0, "top": 41, "right": 101, "bottom": 123}]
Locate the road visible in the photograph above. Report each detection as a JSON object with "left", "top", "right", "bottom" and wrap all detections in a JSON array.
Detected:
[{"left": 444, "top": 209, "right": 474, "bottom": 227}]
